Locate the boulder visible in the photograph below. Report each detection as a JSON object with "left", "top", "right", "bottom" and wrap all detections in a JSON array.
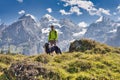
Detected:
[
  {"left": 69, "top": 39, "right": 96, "bottom": 52},
  {"left": 69, "top": 39, "right": 120, "bottom": 54},
  {"left": 4, "top": 61, "right": 57, "bottom": 80}
]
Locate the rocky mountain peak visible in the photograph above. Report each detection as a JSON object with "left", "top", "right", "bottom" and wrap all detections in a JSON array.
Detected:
[
  {"left": 18, "top": 14, "right": 36, "bottom": 22},
  {"left": 95, "top": 16, "right": 112, "bottom": 23},
  {"left": 41, "top": 14, "right": 57, "bottom": 22}
]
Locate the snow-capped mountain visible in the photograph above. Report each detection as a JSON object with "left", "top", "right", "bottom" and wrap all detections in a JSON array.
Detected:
[
  {"left": 84, "top": 16, "right": 118, "bottom": 43},
  {"left": 40, "top": 14, "right": 83, "bottom": 51},
  {"left": 0, "top": 14, "right": 120, "bottom": 55},
  {"left": 40, "top": 14, "right": 60, "bottom": 28},
  {"left": 0, "top": 23, "right": 8, "bottom": 36},
  {"left": 0, "top": 23, "right": 7, "bottom": 31},
  {"left": 0, "top": 14, "right": 84, "bottom": 55},
  {"left": 107, "top": 26, "right": 120, "bottom": 47},
  {"left": 0, "top": 14, "right": 42, "bottom": 55}
]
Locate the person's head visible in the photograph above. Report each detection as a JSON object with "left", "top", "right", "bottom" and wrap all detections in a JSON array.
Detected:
[{"left": 50, "top": 25, "right": 54, "bottom": 30}]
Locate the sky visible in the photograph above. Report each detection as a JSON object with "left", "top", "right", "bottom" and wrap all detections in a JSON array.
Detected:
[{"left": 0, "top": 0, "right": 120, "bottom": 25}]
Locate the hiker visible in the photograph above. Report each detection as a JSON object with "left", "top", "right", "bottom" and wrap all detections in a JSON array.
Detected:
[{"left": 48, "top": 25, "right": 58, "bottom": 46}]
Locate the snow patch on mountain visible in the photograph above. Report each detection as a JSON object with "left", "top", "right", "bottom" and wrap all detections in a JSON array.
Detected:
[
  {"left": 73, "top": 29, "right": 87, "bottom": 37},
  {"left": 26, "top": 14, "right": 36, "bottom": 20},
  {"left": 42, "top": 28, "right": 50, "bottom": 34},
  {"left": 108, "top": 29, "right": 117, "bottom": 33},
  {"left": 96, "top": 16, "right": 103, "bottom": 23},
  {"left": 42, "top": 14, "right": 58, "bottom": 22},
  {"left": 78, "top": 21, "right": 88, "bottom": 27}
]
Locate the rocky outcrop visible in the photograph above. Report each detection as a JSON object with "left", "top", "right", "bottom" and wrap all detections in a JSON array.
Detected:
[
  {"left": 69, "top": 39, "right": 97, "bottom": 52},
  {"left": 4, "top": 61, "right": 60, "bottom": 80},
  {"left": 69, "top": 39, "right": 120, "bottom": 54}
]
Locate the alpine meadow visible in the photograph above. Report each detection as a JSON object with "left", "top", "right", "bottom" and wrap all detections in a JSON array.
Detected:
[{"left": 0, "top": 0, "right": 120, "bottom": 80}]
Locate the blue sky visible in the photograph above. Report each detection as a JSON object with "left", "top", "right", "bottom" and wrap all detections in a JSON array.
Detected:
[{"left": 0, "top": 0, "right": 120, "bottom": 24}]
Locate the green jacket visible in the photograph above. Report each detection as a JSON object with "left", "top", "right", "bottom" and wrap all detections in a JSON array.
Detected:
[{"left": 48, "top": 30, "right": 58, "bottom": 41}]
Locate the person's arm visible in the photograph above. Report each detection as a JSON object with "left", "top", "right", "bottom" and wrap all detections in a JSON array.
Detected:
[
  {"left": 55, "top": 31, "right": 58, "bottom": 40},
  {"left": 48, "top": 31, "right": 51, "bottom": 42}
]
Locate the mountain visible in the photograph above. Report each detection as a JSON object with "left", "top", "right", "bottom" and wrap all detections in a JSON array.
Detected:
[
  {"left": 40, "top": 14, "right": 83, "bottom": 51},
  {"left": 84, "top": 16, "right": 119, "bottom": 43},
  {"left": 40, "top": 14, "right": 60, "bottom": 28},
  {"left": 107, "top": 26, "right": 120, "bottom": 46},
  {"left": 0, "top": 14, "right": 42, "bottom": 55},
  {"left": 0, "top": 14, "right": 84, "bottom": 54},
  {"left": 0, "top": 23, "right": 8, "bottom": 36},
  {"left": 0, "top": 23, "right": 7, "bottom": 31},
  {"left": 0, "top": 14, "right": 120, "bottom": 55}
]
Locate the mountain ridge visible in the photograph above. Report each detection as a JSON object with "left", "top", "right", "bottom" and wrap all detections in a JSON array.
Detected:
[{"left": 0, "top": 14, "right": 120, "bottom": 55}]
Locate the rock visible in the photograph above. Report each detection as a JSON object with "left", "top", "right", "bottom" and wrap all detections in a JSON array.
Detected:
[
  {"left": 69, "top": 39, "right": 96, "bottom": 52},
  {"left": 4, "top": 60, "right": 61, "bottom": 80},
  {"left": 5, "top": 61, "right": 48, "bottom": 80},
  {"left": 69, "top": 39, "right": 120, "bottom": 54}
]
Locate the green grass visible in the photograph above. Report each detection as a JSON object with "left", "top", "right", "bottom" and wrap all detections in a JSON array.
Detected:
[
  {"left": 0, "top": 52, "right": 120, "bottom": 80},
  {"left": 48, "top": 52, "right": 120, "bottom": 79},
  {"left": 33, "top": 52, "right": 120, "bottom": 80},
  {"left": 0, "top": 54, "right": 27, "bottom": 79},
  {"left": 0, "top": 39, "right": 120, "bottom": 80}
]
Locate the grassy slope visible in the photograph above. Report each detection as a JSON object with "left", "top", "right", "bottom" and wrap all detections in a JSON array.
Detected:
[
  {"left": 0, "top": 52, "right": 120, "bottom": 80},
  {"left": 0, "top": 54, "right": 27, "bottom": 80}
]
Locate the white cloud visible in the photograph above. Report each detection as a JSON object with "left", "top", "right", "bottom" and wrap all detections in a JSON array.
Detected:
[
  {"left": 61, "top": 0, "right": 111, "bottom": 16},
  {"left": 89, "top": 8, "right": 110, "bottom": 16},
  {"left": 98, "top": 8, "right": 110, "bottom": 15},
  {"left": 59, "top": 9, "right": 71, "bottom": 15},
  {"left": 117, "top": 5, "right": 120, "bottom": 10},
  {"left": 57, "top": 3, "right": 60, "bottom": 5},
  {"left": 17, "top": 0, "right": 23, "bottom": 3},
  {"left": 78, "top": 21, "right": 88, "bottom": 27},
  {"left": 117, "top": 5, "right": 120, "bottom": 13},
  {"left": 60, "top": 6, "right": 82, "bottom": 15},
  {"left": 112, "top": 4, "right": 120, "bottom": 17},
  {"left": 70, "top": 6, "right": 82, "bottom": 15},
  {"left": 18, "top": 10, "right": 25, "bottom": 15},
  {"left": 111, "top": 4, "right": 120, "bottom": 18},
  {"left": 46, "top": 8, "right": 52, "bottom": 13},
  {"left": 63, "top": 3, "right": 69, "bottom": 7}
]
